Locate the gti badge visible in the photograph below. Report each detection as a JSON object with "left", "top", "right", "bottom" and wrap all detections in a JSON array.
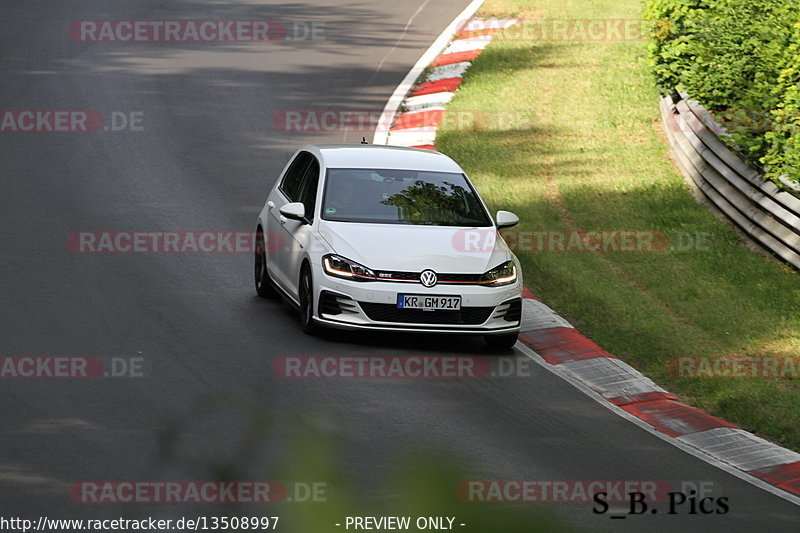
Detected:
[{"left": 420, "top": 269, "right": 438, "bottom": 288}]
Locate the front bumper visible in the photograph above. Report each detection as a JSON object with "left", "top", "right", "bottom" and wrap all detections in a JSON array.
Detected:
[{"left": 311, "top": 263, "right": 522, "bottom": 335}]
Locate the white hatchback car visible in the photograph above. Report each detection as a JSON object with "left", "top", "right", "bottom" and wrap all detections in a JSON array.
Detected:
[{"left": 254, "top": 144, "right": 523, "bottom": 349}]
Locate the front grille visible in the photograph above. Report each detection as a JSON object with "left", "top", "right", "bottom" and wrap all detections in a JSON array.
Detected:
[
  {"left": 374, "top": 271, "right": 418, "bottom": 282},
  {"left": 437, "top": 273, "right": 484, "bottom": 283},
  {"left": 358, "top": 302, "right": 494, "bottom": 325},
  {"left": 372, "top": 270, "right": 484, "bottom": 284}
]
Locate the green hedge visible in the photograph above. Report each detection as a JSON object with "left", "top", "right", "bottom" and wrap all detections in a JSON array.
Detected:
[{"left": 644, "top": 0, "right": 800, "bottom": 190}]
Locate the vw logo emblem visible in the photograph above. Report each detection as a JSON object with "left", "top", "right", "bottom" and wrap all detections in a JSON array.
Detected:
[{"left": 419, "top": 269, "right": 437, "bottom": 288}]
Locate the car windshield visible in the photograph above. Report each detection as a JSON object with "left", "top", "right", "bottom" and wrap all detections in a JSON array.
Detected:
[{"left": 321, "top": 168, "right": 492, "bottom": 226}]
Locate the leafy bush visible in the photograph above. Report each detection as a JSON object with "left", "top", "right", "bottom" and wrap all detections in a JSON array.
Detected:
[
  {"left": 643, "top": 0, "right": 710, "bottom": 95},
  {"left": 644, "top": 0, "right": 800, "bottom": 189},
  {"left": 762, "top": 24, "right": 800, "bottom": 189}
]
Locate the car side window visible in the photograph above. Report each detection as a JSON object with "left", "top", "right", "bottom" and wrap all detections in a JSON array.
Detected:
[
  {"left": 296, "top": 157, "right": 321, "bottom": 222},
  {"left": 279, "top": 151, "right": 312, "bottom": 201}
]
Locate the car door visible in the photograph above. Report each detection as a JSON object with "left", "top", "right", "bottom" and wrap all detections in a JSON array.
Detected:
[
  {"left": 281, "top": 156, "right": 321, "bottom": 301},
  {"left": 267, "top": 151, "right": 312, "bottom": 296}
]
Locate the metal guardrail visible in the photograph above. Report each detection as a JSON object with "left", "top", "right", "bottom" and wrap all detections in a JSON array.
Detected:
[{"left": 660, "top": 94, "right": 800, "bottom": 270}]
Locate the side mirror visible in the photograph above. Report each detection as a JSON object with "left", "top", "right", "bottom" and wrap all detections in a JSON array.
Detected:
[
  {"left": 496, "top": 210, "right": 519, "bottom": 229},
  {"left": 279, "top": 202, "right": 307, "bottom": 223}
]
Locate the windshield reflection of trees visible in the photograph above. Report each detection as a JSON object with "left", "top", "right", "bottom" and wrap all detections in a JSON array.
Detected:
[{"left": 380, "top": 180, "right": 478, "bottom": 225}]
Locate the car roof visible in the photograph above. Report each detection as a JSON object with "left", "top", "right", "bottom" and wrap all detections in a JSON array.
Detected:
[{"left": 309, "top": 144, "right": 465, "bottom": 173}]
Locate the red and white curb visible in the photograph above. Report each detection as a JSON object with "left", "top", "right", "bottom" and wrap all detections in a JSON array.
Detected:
[
  {"left": 518, "top": 296, "right": 800, "bottom": 502},
  {"left": 384, "top": 18, "right": 516, "bottom": 149},
  {"left": 373, "top": 5, "right": 800, "bottom": 506},
  {"left": 371, "top": 4, "right": 516, "bottom": 147}
]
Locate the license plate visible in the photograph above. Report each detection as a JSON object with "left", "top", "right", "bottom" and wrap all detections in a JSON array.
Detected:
[{"left": 397, "top": 294, "right": 461, "bottom": 311}]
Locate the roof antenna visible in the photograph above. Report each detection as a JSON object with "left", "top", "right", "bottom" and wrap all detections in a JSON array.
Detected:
[{"left": 361, "top": 136, "right": 369, "bottom": 145}]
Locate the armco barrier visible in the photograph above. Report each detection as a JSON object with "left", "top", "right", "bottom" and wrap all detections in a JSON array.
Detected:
[{"left": 659, "top": 94, "right": 800, "bottom": 270}]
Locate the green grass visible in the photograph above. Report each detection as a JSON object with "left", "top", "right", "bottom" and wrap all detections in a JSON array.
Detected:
[{"left": 436, "top": 0, "right": 800, "bottom": 450}]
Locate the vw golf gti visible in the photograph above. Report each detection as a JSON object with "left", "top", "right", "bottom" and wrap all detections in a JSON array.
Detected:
[{"left": 254, "top": 144, "right": 523, "bottom": 349}]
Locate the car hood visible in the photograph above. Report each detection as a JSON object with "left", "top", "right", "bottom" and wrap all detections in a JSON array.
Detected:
[{"left": 318, "top": 222, "right": 510, "bottom": 274}]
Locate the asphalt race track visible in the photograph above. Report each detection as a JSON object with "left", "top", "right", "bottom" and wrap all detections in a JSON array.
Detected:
[{"left": 1, "top": 1, "right": 798, "bottom": 531}]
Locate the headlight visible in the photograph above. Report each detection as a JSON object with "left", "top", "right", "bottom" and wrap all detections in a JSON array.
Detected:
[
  {"left": 481, "top": 261, "right": 517, "bottom": 286},
  {"left": 322, "top": 254, "right": 376, "bottom": 281}
]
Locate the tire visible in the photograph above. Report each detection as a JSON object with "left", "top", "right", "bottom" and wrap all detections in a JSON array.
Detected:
[
  {"left": 254, "top": 230, "right": 278, "bottom": 298},
  {"left": 484, "top": 332, "right": 519, "bottom": 351},
  {"left": 299, "top": 266, "right": 320, "bottom": 335}
]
